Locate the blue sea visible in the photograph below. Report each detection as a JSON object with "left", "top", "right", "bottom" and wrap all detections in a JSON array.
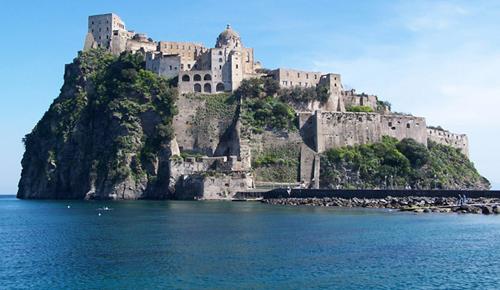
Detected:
[{"left": 1, "top": 195, "right": 500, "bottom": 289}]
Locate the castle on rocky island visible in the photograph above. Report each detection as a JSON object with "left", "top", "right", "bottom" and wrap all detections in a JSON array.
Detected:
[{"left": 83, "top": 13, "right": 471, "bottom": 198}]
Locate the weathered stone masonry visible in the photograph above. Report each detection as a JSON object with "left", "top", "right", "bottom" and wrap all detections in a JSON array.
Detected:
[{"left": 83, "top": 12, "right": 473, "bottom": 197}]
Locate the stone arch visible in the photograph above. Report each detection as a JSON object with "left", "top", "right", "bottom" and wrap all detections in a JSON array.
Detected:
[
  {"left": 204, "top": 74, "right": 212, "bottom": 81},
  {"left": 194, "top": 74, "right": 201, "bottom": 81},
  {"left": 182, "top": 74, "right": 190, "bottom": 82},
  {"left": 194, "top": 83, "right": 201, "bottom": 92},
  {"left": 216, "top": 83, "right": 225, "bottom": 92},
  {"left": 203, "top": 83, "right": 211, "bottom": 93}
]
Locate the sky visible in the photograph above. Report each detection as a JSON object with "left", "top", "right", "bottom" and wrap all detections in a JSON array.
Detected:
[{"left": 0, "top": 0, "right": 499, "bottom": 193}]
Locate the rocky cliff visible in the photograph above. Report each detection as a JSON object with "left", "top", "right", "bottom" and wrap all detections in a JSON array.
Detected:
[{"left": 18, "top": 50, "right": 177, "bottom": 199}]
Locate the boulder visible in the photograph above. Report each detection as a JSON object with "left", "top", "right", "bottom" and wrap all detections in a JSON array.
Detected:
[{"left": 482, "top": 206, "right": 493, "bottom": 215}]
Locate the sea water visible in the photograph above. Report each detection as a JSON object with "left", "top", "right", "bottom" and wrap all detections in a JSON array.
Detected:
[{"left": 1, "top": 195, "right": 500, "bottom": 289}]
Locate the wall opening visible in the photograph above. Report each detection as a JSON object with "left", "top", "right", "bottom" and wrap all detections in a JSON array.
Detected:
[
  {"left": 194, "top": 74, "right": 201, "bottom": 81},
  {"left": 203, "top": 83, "right": 211, "bottom": 93},
  {"left": 204, "top": 74, "right": 212, "bottom": 81},
  {"left": 194, "top": 83, "right": 201, "bottom": 92},
  {"left": 216, "top": 83, "right": 225, "bottom": 92},
  {"left": 182, "top": 75, "right": 190, "bottom": 82}
]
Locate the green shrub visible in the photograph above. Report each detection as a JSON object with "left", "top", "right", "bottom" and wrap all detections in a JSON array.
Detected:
[
  {"left": 346, "top": 105, "right": 374, "bottom": 113},
  {"left": 242, "top": 97, "right": 297, "bottom": 132},
  {"left": 320, "top": 137, "right": 489, "bottom": 190}
]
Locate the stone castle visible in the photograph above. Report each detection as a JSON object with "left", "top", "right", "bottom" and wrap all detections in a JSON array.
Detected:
[{"left": 83, "top": 13, "right": 470, "bottom": 198}]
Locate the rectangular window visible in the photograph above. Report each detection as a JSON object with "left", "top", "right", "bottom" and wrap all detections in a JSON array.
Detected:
[
  {"left": 306, "top": 74, "right": 309, "bottom": 79},
  {"left": 297, "top": 73, "right": 300, "bottom": 77},
  {"left": 219, "top": 65, "right": 222, "bottom": 69},
  {"left": 169, "top": 65, "right": 172, "bottom": 70},
  {"left": 236, "top": 64, "right": 239, "bottom": 69},
  {"left": 188, "top": 64, "right": 191, "bottom": 69}
]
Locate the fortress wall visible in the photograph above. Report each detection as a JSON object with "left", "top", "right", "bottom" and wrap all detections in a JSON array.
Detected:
[
  {"left": 315, "top": 112, "right": 428, "bottom": 153},
  {"left": 428, "top": 128, "right": 469, "bottom": 156},
  {"left": 173, "top": 94, "right": 238, "bottom": 156},
  {"left": 270, "top": 68, "right": 322, "bottom": 88},
  {"left": 146, "top": 54, "right": 181, "bottom": 79},
  {"left": 343, "top": 92, "right": 378, "bottom": 111},
  {"left": 158, "top": 41, "right": 206, "bottom": 61},
  {"left": 125, "top": 39, "right": 157, "bottom": 53},
  {"left": 317, "top": 112, "right": 383, "bottom": 152},
  {"left": 380, "top": 115, "right": 427, "bottom": 145}
]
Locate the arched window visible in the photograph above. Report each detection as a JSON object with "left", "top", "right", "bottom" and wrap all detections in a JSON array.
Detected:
[
  {"left": 219, "top": 58, "right": 223, "bottom": 63},
  {"left": 194, "top": 83, "right": 201, "bottom": 92},
  {"left": 218, "top": 51, "right": 223, "bottom": 55},
  {"left": 204, "top": 74, "right": 212, "bottom": 81},
  {"left": 203, "top": 83, "right": 211, "bottom": 93},
  {"left": 216, "top": 83, "right": 225, "bottom": 92},
  {"left": 193, "top": 74, "right": 201, "bottom": 81},
  {"left": 182, "top": 75, "right": 190, "bottom": 82}
]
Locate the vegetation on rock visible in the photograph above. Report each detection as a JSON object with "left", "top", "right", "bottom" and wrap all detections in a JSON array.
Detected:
[
  {"left": 320, "top": 137, "right": 490, "bottom": 190},
  {"left": 346, "top": 105, "right": 374, "bottom": 113},
  {"left": 241, "top": 97, "right": 297, "bottom": 133},
  {"left": 19, "top": 49, "right": 177, "bottom": 199},
  {"left": 252, "top": 143, "right": 300, "bottom": 183}
]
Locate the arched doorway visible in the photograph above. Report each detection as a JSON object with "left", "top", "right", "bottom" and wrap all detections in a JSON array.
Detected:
[
  {"left": 193, "top": 74, "right": 201, "bottom": 81},
  {"left": 182, "top": 74, "right": 190, "bottom": 82},
  {"left": 194, "top": 83, "right": 201, "bottom": 92},
  {"left": 216, "top": 83, "right": 225, "bottom": 92},
  {"left": 204, "top": 74, "right": 212, "bottom": 81},
  {"left": 203, "top": 83, "right": 211, "bottom": 93}
]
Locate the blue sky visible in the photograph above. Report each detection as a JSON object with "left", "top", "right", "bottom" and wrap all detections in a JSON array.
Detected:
[{"left": 1, "top": 0, "right": 499, "bottom": 193}]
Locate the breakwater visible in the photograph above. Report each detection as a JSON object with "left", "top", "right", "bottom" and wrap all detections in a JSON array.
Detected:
[{"left": 235, "top": 189, "right": 500, "bottom": 200}]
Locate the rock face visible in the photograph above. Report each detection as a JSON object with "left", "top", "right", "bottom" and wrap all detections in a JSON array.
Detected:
[{"left": 18, "top": 50, "right": 178, "bottom": 199}]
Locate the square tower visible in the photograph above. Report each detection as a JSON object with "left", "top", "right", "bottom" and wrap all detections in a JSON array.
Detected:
[{"left": 86, "top": 13, "right": 126, "bottom": 49}]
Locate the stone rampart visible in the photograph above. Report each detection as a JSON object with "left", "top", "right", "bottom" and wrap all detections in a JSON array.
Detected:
[
  {"left": 428, "top": 128, "right": 469, "bottom": 156},
  {"left": 309, "top": 111, "right": 427, "bottom": 153}
]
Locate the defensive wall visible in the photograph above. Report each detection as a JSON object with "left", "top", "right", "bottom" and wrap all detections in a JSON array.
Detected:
[
  {"left": 299, "top": 111, "right": 427, "bottom": 153},
  {"left": 428, "top": 128, "right": 469, "bottom": 156}
]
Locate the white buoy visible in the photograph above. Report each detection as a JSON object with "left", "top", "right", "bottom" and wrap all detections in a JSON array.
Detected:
[
  {"left": 67, "top": 205, "right": 71, "bottom": 209},
  {"left": 98, "top": 213, "right": 102, "bottom": 216}
]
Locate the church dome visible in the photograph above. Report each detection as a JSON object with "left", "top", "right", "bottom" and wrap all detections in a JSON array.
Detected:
[{"left": 215, "top": 25, "right": 242, "bottom": 48}]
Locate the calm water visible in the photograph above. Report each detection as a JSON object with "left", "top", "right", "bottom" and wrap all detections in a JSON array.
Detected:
[{"left": 1, "top": 195, "right": 500, "bottom": 289}]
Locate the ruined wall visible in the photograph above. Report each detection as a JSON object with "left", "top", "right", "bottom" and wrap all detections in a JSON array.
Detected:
[
  {"left": 146, "top": 53, "right": 181, "bottom": 79},
  {"left": 172, "top": 94, "right": 239, "bottom": 156},
  {"left": 381, "top": 115, "right": 427, "bottom": 144},
  {"left": 158, "top": 41, "right": 206, "bottom": 61},
  {"left": 428, "top": 128, "right": 469, "bottom": 156},
  {"left": 311, "top": 111, "right": 428, "bottom": 153},
  {"left": 201, "top": 172, "right": 254, "bottom": 199},
  {"left": 125, "top": 37, "right": 157, "bottom": 53},
  {"left": 169, "top": 156, "right": 253, "bottom": 200},
  {"left": 343, "top": 90, "right": 378, "bottom": 111},
  {"left": 269, "top": 68, "right": 322, "bottom": 88}
]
